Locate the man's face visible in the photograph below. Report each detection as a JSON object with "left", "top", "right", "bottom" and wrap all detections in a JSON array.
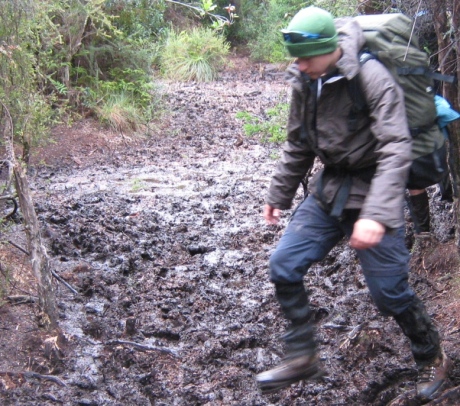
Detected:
[{"left": 296, "top": 53, "right": 335, "bottom": 80}]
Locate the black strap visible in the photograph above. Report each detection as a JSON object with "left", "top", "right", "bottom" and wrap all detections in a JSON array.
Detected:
[
  {"left": 300, "top": 78, "right": 319, "bottom": 143},
  {"left": 409, "top": 123, "right": 437, "bottom": 138},
  {"left": 347, "top": 74, "right": 368, "bottom": 133},
  {"left": 329, "top": 173, "right": 353, "bottom": 218},
  {"left": 317, "top": 166, "right": 376, "bottom": 219},
  {"left": 397, "top": 67, "right": 456, "bottom": 84},
  {"left": 309, "top": 80, "right": 318, "bottom": 132}
]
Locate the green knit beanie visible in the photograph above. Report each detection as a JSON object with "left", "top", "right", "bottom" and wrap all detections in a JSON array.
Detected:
[{"left": 282, "top": 6, "right": 338, "bottom": 58}]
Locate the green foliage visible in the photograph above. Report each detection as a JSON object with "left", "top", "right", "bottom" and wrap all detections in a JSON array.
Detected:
[
  {"left": 0, "top": 1, "right": 57, "bottom": 153},
  {"left": 0, "top": 0, "right": 170, "bottom": 151},
  {"left": 231, "top": 0, "right": 361, "bottom": 62},
  {"left": 165, "top": 0, "right": 238, "bottom": 32},
  {"left": 236, "top": 102, "right": 289, "bottom": 143},
  {"left": 236, "top": 0, "right": 307, "bottom": 63},
  {"left": 32, "top": 0, "right": 118, "bottom": 91},
  {"left": 315, "top": 0, "right": 361, "bottom": 17},
  {"left": 235, "top": 111, "right": 260, "bottom": 136},
  {"left": 105, "top": 0, "right": 167, "bottom": 39},
  {"left": 130, "top": 178, "right": 148, "bottom": 192},
  {"left": 85, "top": 69, "right": 164, "bottom": 132},
  {"left": 160, "top": 27, "right": 230, "bottom": 81}
]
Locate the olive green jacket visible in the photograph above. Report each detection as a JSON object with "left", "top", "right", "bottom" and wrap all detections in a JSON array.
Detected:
[{"left": 266, "top": 18, "right": 412, "bottom": 229}]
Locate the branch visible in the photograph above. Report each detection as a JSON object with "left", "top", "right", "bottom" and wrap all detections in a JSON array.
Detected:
[
  {"left": 23, "top": 371, "right": 67, "bottom": 387},
  {"left": 0, "top": 371, "right": 66, "bottom": 387},
  {"left": 7, "top": 295, "right": 38, "bottom": 304},
  {"left": 7, "top": 240, "right": 80, "bottom": 295},
  {"left": 105, "top": 339, "right": 179, "bottom": 357},
  {"left": 164, "top": 0, "right": 236, "bottom": 27}
]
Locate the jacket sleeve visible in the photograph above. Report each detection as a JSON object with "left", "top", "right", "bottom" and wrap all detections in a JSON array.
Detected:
[
  {"left": 358, "top": 60, "right": 412, "bottom": 228},
  {"left": 266, "top": 89, "right": 316, "bottom": 209}
]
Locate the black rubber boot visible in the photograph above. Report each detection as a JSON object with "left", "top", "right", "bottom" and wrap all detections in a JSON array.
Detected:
[
  {"left": 256, "top": 283, "right": 323, "bottom": 393},
  {"left": 409, "top": 191, "right": 431, "bottom": 233},
  {"left": 393, "top": 296, "right": 450, "bottom": 402},
  {"left": 439, "top": 172, "right": 454, "bottom": 202}
]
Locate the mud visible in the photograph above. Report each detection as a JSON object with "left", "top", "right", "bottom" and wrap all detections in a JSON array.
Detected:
[{"left": 1, "top": 59, "right": 459, "bottom": 405}]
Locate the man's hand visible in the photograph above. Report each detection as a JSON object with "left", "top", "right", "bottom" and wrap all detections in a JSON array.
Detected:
[
  {"left": 264, "top": 204, "right": 281, "bottom": 225},
  {"left": 350, "top": 219, "right": 385, "bottom": 250}
]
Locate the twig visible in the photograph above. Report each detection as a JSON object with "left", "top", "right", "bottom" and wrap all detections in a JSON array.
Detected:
[
  {"left": 348, "top": 323, "right": 365, "bottom": 340},
  {"left": 339, "top": 323, "right": 366, "bottom": 349},
  {"left": 6, "top": 240, "right": 80, "bottom": 295},
  {"left": 323, "top": 323, "right": 352, "bottom": 331},
  {"left": 0, "top": 371, "right": 66, "bottom": 387},
  {"left": 50, "top": 270, "right": 79, "bottom": 295},
  {"left": 6, "top": 295, "right": 37, "bottom": 304},
  {"left": 0, "top": 194, "right": 15, "bottom": 200},
  {"left": 105, "top": 339, "right": 179, "bottom": 357},
  {"left": 23, "top": 371, "right": 67, "bottom": 387},
  {"left": 8, "top": 240, "right": 28, "bottom": 255},
  {"left": 404, "top": 0, "right": 423, "bottom": 61}
]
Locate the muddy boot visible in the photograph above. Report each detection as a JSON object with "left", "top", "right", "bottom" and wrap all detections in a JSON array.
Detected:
[
  {"left": 416, "top": 349, "right": 451, "bottom": 402},
  {"left": 409, "top": 191, "right": 431, "bottom": 234},
  {"left": 393, "top": 296, "right": 451, "bottom": 402},
  {"left": 256, "top": 283, "right": 324, "bottom": 393}
]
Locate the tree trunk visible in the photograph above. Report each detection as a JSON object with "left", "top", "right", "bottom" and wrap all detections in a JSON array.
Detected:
[
  {"left": 1, "top": 103, "right": 59, "bottom": 330},
  {"left": 450, "top": 0, "right": 460, "bottom": 248},
  {"left": 13, "top": 166, "right": 59, "bottom": 329},
  {"left": 432, "top": 1, "right": 460, "bottom": 248}
]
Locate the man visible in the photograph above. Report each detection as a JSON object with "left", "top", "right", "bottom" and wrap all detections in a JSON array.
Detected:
[{"left": 255, "top": 6, "right": 451, "bottom": 402}]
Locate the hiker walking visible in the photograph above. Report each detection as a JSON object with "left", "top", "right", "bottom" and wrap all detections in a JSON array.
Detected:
[{"left": 256, "top": 7, "right": 451, "bottom": 402}]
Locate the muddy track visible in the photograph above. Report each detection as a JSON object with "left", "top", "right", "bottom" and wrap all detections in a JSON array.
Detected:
[{"left": 1, "top": 61, "right": 459, "bottom": 405}]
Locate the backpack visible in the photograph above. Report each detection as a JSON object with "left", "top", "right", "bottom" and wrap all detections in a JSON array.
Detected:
[{"left": 350, "top": 13, "right": 453, "bottom": 190}]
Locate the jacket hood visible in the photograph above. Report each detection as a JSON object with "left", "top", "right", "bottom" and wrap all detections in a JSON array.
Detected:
[
  {"left": 285, "top": 17, "right": 365, "bottom": 84},
  {"left": 335, "top": 17, "right": 365, "bottom": 80}
]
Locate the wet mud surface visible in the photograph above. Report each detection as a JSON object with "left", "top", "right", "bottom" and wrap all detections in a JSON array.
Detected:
[{"left": 1, "top": 59, "right": 460, "bottom": 405}]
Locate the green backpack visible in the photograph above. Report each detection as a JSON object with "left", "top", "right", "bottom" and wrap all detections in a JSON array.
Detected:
[{"left": 350, "top": 13, "right": 452, "bottom": 189}]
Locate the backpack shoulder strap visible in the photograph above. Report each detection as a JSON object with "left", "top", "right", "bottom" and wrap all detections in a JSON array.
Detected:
[{"left": 346, "top": 52, "right": 374, "bottom": 132}]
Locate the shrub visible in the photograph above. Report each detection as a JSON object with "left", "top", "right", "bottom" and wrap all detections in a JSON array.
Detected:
[
  {"left": 94, "top": 92, "right": 144, "bottom": 133},
  {"left": 85, "top": 72, "right": 164, "bottom": 133},
  {"left": 0, "top": 1, "right": 57, "bottom": 161},
  {"left": 105, "top": 0, "right": 167, "bottom": 39},
  {"left": 74, "top": 37, "right": 164, "bottom": 132},
  {"left": 160, "top": 27, "right": 230, "bottom": 82}
]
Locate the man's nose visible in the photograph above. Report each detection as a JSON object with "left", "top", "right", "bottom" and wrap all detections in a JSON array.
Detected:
[{"left": 297, "top": 59, "right": 309, "bottom": 72}]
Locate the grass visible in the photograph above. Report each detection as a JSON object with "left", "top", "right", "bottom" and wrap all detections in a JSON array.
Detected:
[
  {"left": 95, "top": 92, "right": 144, "bottom": 133},
  {"left": 130, "top": 178, "right": 148, "bottom": 192},
  {"left": 236, "top": 102, "right": 289, "bottom": 143},
  {"left": 160, "top": 27, "right": 230, "bottom": 82}
]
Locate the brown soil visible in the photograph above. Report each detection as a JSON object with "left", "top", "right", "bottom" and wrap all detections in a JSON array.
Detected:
[{"left": 0, "top": 56, "right": 459, "bottom": 405}]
